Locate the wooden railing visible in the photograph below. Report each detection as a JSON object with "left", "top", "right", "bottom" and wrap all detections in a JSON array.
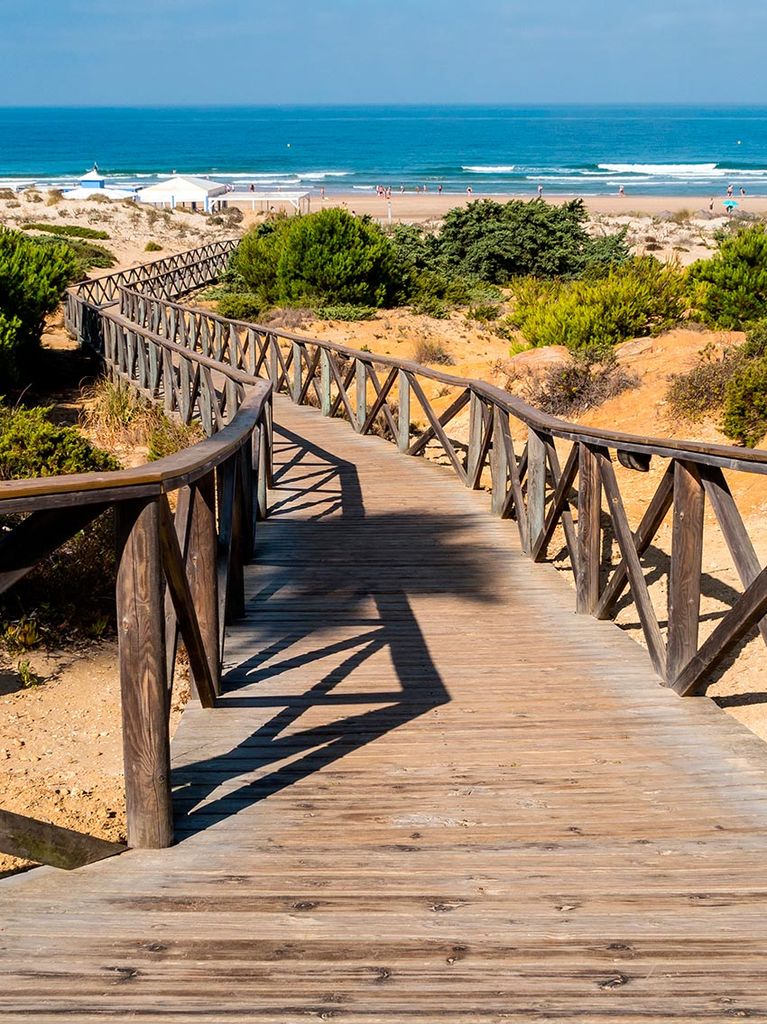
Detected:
[
  {"left": 119, "top": 278, "right": 767, "bottom": 699},
  {"left": 0, "top": 246, "right": 271, "bottom": 864}
]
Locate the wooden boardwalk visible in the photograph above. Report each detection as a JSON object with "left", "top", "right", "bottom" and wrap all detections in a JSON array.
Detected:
[{"left": 4, "top": 396, "right": 767, "bottom": 1021}]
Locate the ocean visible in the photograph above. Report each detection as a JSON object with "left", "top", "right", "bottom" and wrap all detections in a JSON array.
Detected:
[{"left": 2, "top": 105, "right": 767, "bottom": 197}]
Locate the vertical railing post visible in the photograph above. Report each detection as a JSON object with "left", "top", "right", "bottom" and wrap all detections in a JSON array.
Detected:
[
  {"left": 187, "top": 474, "right": 221, "bottom": 697},
  {"left": 397, "top": 370, "right": 411, "bottom": 452},
  {"left": 321, "top": 349, "right": 332, "bottom": 416},
  {"left": 576, "top": 443, "right": 602, "bottom": 615},
  {"left": 292, "top": 341, "right": 303, "bottom": 403},
  {"left": 466, "top": 391, "right": 485, "bottom": 489},
  {"left": 491, "top": 406, "right": 509, "bottom": 516},
  {"left": 269, "top": 336, "right": 279, "bottom": 388},
  {"left": 115, "top": 498, "right": 173, "bottom": 849},
  {"left": 355, "top": 359, "right": 368, "bottom": 432},
  {"left": 667, "top": 460, "right": 705, "bottom": 683},
  {"left": 527, "top": 428, "right": 547, "bottom": 551}
]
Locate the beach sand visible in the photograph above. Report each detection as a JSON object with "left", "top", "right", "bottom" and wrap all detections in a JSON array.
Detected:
[{"left": 322, "top": 191, "right": 767, "bottom": 222}]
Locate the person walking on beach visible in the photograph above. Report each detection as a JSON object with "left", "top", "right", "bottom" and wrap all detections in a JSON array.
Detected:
[
  {"left": 709, "top": 196, "right": 715, "bottom": 212},
  {"left": 537, "top": 183, "right": 544, "bottom": 198},
  {"left": 438, "top": 183, "right": 443, "bottom": 195},
  {"left": 618, "top": 185, "right": 625, "bottom": 198},
  {"left": 741, "top": 186, "right": 747, "bottom": 197},
  {"left": 320, "top": 186, "right": 325, "bottom": 201},
  {"left": 466, "top": 185, "right": 473, "bottom": 196},
  {"left": 727, "top": 183, "right": 734, "bottom": 198}
]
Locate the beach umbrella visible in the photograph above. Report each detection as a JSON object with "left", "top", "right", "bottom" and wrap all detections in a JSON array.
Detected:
[{"left": 724, "top": 199, "right": 739, "bottom": 210}]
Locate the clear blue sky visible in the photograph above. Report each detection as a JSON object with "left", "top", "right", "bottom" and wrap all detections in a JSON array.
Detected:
[{"left": 1, "top": 0, "right": 763, "bottom": 106}]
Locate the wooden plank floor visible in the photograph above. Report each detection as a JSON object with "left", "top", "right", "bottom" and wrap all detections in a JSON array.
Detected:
[{"left": 4, "top": 397, "right": 767, "bottom": 1021}]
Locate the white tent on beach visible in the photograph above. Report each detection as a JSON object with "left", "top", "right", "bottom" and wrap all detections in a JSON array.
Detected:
[{"left": 136, "top": 175, "right": 228, "bottom": 211}]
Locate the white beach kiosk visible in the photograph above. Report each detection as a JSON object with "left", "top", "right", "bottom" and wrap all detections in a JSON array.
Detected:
[
  {"left": 136, "top": 175, "right": 229, "bottom": 212},
  {"left": 62, "top": 166, "right": 137, "bottom": 201}
]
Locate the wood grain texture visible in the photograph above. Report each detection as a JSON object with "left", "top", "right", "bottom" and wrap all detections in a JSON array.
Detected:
[{"left": 7, "top": 397, "right": 767, "bottom": 1021}]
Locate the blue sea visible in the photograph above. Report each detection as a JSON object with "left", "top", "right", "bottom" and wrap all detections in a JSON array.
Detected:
[{"left": 2, "top": 105, "right": 767, "bottom": 197}]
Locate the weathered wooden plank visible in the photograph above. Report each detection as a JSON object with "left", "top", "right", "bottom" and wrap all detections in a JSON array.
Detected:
[{"left": 575, "top": 443, "right": 601, "bottom": 615}]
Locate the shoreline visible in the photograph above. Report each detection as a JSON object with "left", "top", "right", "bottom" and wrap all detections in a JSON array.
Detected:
[{"left": 318, "top": 192, "right": 767, "bottom": 222}]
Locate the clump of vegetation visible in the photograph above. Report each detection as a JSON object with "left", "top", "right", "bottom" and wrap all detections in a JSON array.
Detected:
[
  {"left": 689, "top": 224, "right": 767, "bottom": 329},
  {"left": 232, "top": 209, "right": 405, "bottom": 308},
  {"left": 413, "top": 337, "right": 454, "bottom": 366},
  {"left": 215, "top": 292, "right": 266, "bottom": 322},
  {"left": 666, "top": 343, "right": 746, "bottom": 423},
  {"left": 0, "top": 402, "right": 121, "bottom": 649},
  {"left": 0, "top": 402, "right": 119, "bottom": 479},
  {"left": 0, "top": 227, "right": 80, "bottom": 382},
  {"left": 144, "top": 240, "right": 163, "bottom": 252},
  {"left": 81, "top": 377, "right": 203, "bottom": 457},
  {"left": 508, "top": 257, "right": 686, "bottom": 353},
  {"left": 722, "top": 360, "right": 767, "bottom": 447},
  {"left": 315, "top": 304, "right": 377, "bottom": 321},
  {"left": 22, "top": 222, "right": 110, "bottom": 240},
  {"left": 525, "top": 350, "right": 638, "bottom": 417}
]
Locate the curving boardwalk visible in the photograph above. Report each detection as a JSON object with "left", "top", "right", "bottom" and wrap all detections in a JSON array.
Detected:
[{"left": 3, "top": 395, "right": 767, "bottom": 1021}]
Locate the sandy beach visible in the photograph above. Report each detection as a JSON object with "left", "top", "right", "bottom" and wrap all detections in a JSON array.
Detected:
[{"left": 322, "top": 190, "right": 767, "bottom": 222}]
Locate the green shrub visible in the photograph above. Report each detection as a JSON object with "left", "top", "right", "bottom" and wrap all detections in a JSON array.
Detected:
[
  {"left": 722, "top": 358, "right": 767, "bottom": 446},
  {"left": 0, "top": 228, "right": 80, "bottom": 382},
  {"left": 23, "top": 223, "right": 110, "bottom": 240},
  {"left": 666, "top": 343, "right": 745, "bottom": 422},
  {"left": 509, "top": 258, "right": 685, "bottom": 353},
  {"left": 434, "top": 198, "right": 629, "bottom": 283},
  {"left": 216, "top": 292, "right": 266, "bottom": 322},
  {"left": 144, "top": 240, "right": 162, "bottom": 252},
  {"left": 525, "top": 350, "right": 638, "bottom": 416},
  {"left": 0, "top": 403, "right": 119, "bottom": 479},
  {"left": 689, "top": 224, "right": 767, "bottom": 328},
  {"left": 315, "top": 304, "right": 376, "bottom": 321},
  {"left": 232, "top": 209, "right": 405, "bottom": 308}
]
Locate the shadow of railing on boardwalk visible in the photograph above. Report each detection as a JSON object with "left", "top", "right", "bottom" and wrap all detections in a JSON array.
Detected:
[{"left": 171, "top": 424, "right": 502, "bottom": 835}]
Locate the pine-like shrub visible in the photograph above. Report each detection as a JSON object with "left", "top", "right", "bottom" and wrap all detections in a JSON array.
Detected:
[
  {"left": 216, "top": 292, "right": 266, "bottom": 322},
  {"left": 0, "top": 403, "right": 119, "bottom": 479},
  {"left": 689, "top": 224, "right": 767, "bottom": 328},
  {"left": 722, "top": 358, "right": 767, "bottom": 447}
]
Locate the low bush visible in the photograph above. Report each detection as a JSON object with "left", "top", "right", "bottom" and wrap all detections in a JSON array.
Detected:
[
  {"left": 146, "top": 415, "right": 203, "bottom": 461},
  {"left": 315, "top": 304, "right": 376, "bottom": 321},
  {"left": 0, "top": 402, "right": 119, "bottom": 479},
  {"left": 689, "top": 224, "right": 767, "bottom": 328},
  {"left": 216, "top": 292, "right": 266, "bottom": 322},
  {"left": 722, "top": 359, "right": 767, "bottom": 447},
  {"left": 413, "top": 337, "right": 454, "bottom": 365},
  {"left": 23, "top": 222, "right": 110, "bottom": 240},
  {"left": 29, "top": 233, "right": 116, "bottom": 273},
  {"left": 525, "top": 351, "right": 638, "bottom": 417},
  {"left": 144, "top": 240, "right": 162, "bottom": 252},
  {"left": 508, "top": 257, "right": 686, "bottom": 353},
  {"left": 666, "top": 343, "right": 745, "bottom": 422}
]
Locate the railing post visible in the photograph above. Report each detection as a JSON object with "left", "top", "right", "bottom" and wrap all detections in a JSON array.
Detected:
[
  {"left": 269, "top": 336, "right": 279, "bottom": 388},
  {"left": 292, "top": 341, "right": 303, "bottom": 403},
  {"left": 466, "top": 391, "right": 485, "bottom": 489},
  {"left": 320, "top": 349, "right": 332, "bottom": 416},
  {"left": 355, "top": 359, "right": 368, "bottom": 432},
  {"left": 187, "top": 474, "right": 221, "bottom": 697},
  {"left": 491, "top": 406, "right": 509, "bottom": 515},
  {"left": 115, "top": 498, "right": 173, "bottom": 850},
  {"left": 527, "top": 428, "right": 547, "bottom": 550},
  {"left": 667, "top": 460, "right": 705, "bottom": 684},
  {"left": 576, "top": 443, "right": 602, "bottom": 615},
  {"left": 397, "top": 370, "right": 410, "bottom": 452}
]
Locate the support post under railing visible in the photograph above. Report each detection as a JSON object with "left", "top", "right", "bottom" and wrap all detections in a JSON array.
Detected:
[
  {"left": 491, "top": 406, "right": 509, "bottom": 516},
  {"left": 397, "top": 370, "right": 410, "bottom": 452},
  {"left": 187, "top": 474, "right": 221, "bottom": 697},
  {"left": 576, "top": 443, "right": 602, "bottom": 615},
  {"left": 667, "top": 460, "right": 705, "bottom": 683},
  {"left": 355, "top": 359, "right": 368, "bottom": 432},
  {"left": 115, "top": 498, "right": 173, "bottom": 850},
  {"left": 527, "top": 428, "right": 547, "bottom": 550},
  {"left": 321, "top": 349, "right": 332, "bottom": 416}
]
